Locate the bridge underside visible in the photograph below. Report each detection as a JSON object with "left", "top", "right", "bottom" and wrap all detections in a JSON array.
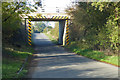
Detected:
[
  {"left": 30, "top": 19, "right": 69, "bottom": 21},
  {"left": 26, "top": 16, "right": 69, "bottom": 45}
]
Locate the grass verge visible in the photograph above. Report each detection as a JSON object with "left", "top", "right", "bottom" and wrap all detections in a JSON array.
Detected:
[
  {"left": 2, "top": 44, "right": 34, "bottom": 79},
  {"left": 66, "top": 42, "right": 119, "bottom": 67},
  {"left": 44, "top": 33, "right": 58, "bottom": 44}
]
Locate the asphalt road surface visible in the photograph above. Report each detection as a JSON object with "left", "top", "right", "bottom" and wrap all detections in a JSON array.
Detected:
[{"left": 27, "top": 33, "right": 118, "bottom": 78}]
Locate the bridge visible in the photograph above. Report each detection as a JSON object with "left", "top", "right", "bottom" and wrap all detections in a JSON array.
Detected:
[{"left": 23, "top": 13, "right": 71, "bottom": 46}]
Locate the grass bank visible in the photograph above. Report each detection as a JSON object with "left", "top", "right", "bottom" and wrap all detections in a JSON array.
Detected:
[
  {"left": 44, "top": 33, "right": 58, "bottom": 44},
  {"left": 2, "top": 44, "right": 34, "bottom": 79},
  {"left": 66, "top": 42, "right": 119, "bottom": 67}
]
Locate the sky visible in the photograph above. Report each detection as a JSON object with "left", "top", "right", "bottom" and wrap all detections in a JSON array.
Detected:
[
  {"left": 28, "top": 0, "right": 76, "bottom": 13},
  {"left": 37, "top": 0, "right": 73, "bottom": 13}
]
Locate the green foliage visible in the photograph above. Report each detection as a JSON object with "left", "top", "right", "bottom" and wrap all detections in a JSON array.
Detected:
[
  {"left": 33, "top": 22, "right": 46, "bottom": 33},
  {"left": 43, "top": 26, "right": 53, "bottom": 33},
  {"left": 66, "top": 2, "right": 119, "bottom": 54},
  {"left": 47, "top": 26, "right": 52, "bottom": 29},
  {"left": 2, "top": 1, "right": 38, "bottom": 44},
  {"left": 2, "top": 1, "right": 39, "bottom": 79}
]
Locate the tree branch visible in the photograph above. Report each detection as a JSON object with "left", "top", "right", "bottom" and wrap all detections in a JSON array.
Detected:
[{"left": 2, "top": 2, "right": 21, "bottom": 22}]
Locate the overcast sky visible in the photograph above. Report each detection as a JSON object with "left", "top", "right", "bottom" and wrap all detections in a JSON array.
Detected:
[{"left": 37, "top": 0, "right": 73, "bottom": 13}]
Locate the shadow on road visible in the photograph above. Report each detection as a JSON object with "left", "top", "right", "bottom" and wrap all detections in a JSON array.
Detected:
[{"left": 27, "top": 33, "right": 118, "bottom": 78}]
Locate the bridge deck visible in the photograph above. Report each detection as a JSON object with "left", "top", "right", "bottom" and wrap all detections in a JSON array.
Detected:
[
  {"left": 30, "top": 19, "right": 70, "bottom": 21},
  {"left": 26, "top": 16, "right": 70, "bottom": 21}
]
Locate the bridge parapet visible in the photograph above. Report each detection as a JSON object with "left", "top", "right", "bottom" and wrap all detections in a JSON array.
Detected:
[{"left": 21, "top": 13, "right": 71, "bottom": 20}]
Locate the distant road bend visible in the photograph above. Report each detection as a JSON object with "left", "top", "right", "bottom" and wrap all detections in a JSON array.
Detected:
[{"left": 27, "top": 33, "right": 118, "bottom": 78}]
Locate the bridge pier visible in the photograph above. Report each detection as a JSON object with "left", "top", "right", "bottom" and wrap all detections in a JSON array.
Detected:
[{"left": 58, "top": 21, "right": 65, "bottom": 45}]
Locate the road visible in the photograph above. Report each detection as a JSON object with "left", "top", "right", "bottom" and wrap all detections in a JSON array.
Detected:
[{"left": 27, "top": 33, "right": 118, "bottom": 78}]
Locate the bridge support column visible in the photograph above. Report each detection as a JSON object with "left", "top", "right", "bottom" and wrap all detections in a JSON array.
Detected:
[
  {"left": 59, "top": 21, "right": 65, "bottom": 44},
  {"left": 63, "top": 21, "right": 67, "bottom": 46}
]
